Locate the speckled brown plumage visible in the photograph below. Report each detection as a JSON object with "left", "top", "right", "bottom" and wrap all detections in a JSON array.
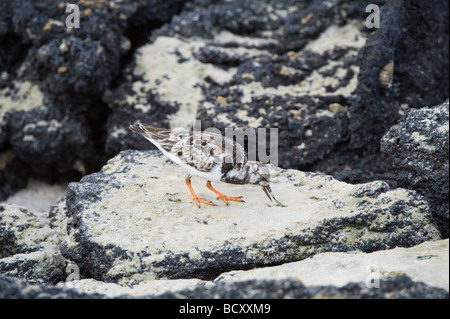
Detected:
[{"left": 130, "top": 123, "right": 276, "bottom": 207}]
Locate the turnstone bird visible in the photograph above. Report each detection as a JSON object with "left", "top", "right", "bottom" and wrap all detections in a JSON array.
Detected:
[{"left": 129, "top": 123, "right": 277, "bottom": 207}]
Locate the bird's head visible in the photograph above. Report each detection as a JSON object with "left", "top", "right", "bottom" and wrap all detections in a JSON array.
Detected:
[{"left": 247, "top": 161, "right": 277, "bottom": 202}]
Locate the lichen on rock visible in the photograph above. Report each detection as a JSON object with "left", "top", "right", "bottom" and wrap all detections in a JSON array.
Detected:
[
  {"left": 381, "top": 99, "right": 449, "bottom": 237},
  {"left": 60, "top": 150, "right": 440, "bottom": 284}
]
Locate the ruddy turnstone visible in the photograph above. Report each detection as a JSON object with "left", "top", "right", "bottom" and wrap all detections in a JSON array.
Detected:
[{"left": 129, "top": 123, "right": 277, "bottom": 207}]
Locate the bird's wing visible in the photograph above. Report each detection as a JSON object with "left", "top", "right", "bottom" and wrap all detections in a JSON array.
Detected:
[
  {"left": 171, "top": 130, "right": 248, "bottom": 173},
  {"left": 196, "top": 130, "right": 247, "bottom": 165},
  {"left": 182, "top": 130, "right": 247, "bottom": 172},
  {"left": 130, "top": 123, "right": 247, "bottom": 173},
  {"left": 168, "top": 131, "right": 220, "bottom": 172}
]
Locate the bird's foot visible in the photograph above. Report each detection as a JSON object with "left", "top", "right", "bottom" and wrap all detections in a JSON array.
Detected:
[
  {"left": 216, "top": 195, "right": 245, "bottom": 205},
  {"left": 194, "top": 197, "right": 217, "bottom": 208}
]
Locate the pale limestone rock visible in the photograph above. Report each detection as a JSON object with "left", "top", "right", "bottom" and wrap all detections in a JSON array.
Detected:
[
  {"left": 0, "top": 201, "right": 69, "bottom": 283},
  {"left": 215, "top": 239, "right": 449, "bottom": 291},
  {"left": 61, "top": 150, "right": 440, "bottom": 284},
  {"left": 54, "top": 240, "right": 448, "bottom": 298}
]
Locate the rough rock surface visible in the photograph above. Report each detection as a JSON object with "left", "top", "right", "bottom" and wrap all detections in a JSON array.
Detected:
[
  {"left": 2, "top": 272, "right": 448, "bottom": 299},
  {"left": 1, "top": 0, "right": 448, "bottom": 300},
  {"left": 0, "top": 202, "right": 68, "bottom": 283},
  {"left": 1, "top": 179, "right": 67, "bottom": 212},
  {"left": 0, "top": 152, "right": 447, "bottom": 298},
  {"left": 349, "top": 0, "right": 449, "bottom": 150},
  {"left": 107, "top": 0, "right": 448, "bottom": 186},
  {"left": 105, "top": 0, "right": 374, "bottom": 179},
  {"left": 0, "top": 0, "right": 186, "bottom": 94},
  {"left": 57, "top": 239, "right": 449, "bottom": 298},
  {"left": 0, "top": 150, "right": 29, "bottom": 201},
  {"left": 2, "top": 239, "right": 448, "bottom": 298},
  {"left": 0, "top": 274, "right": 105, "bottom": 299},
  {"left": 381, "top": 100, "right": 449, "bottom": 237},
  {"left": 1, "top": 0, "right": 448, "bottom": 199},
  {"left": 216, "top": 239, "right": 449, "bottom": 292},
  {"left": 142, "top": 275, "right": 449, "bottom": 299},
  {"left": 1, "top": 81, "right": 94, "bottom": 178},
  {"left": 60, "top": 150, "right": 440, "bottom": 284},
  {"left": 0, "top": 0, "right": 186, "bottom": 199}
]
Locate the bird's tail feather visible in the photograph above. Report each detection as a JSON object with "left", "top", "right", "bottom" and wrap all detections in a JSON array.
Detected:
[{"left": 129, "top": 123, "right": 174, "bottom": 151}]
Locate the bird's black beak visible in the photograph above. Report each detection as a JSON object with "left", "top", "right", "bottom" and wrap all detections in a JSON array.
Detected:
[{"left": 262, "top": 184, "right": 275, "bottom": 201}]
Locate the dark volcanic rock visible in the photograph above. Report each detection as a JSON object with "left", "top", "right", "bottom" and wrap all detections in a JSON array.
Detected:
[
  {"left": 349, "top": 0, "right": 449, "bottom": 149},
  {"left": 112, "top": 0, "right": 379, "bottom": 183},
  {"left": 0, "top": 81, "right": 95, "bottom": 183},
  {"left": 0, "top": 202, "right": 69, "bottom": 284},
  {"left": 0, "top": 150, "right": 29, "bottom": 201},
  {"left": 2, "top": 273, "right": 447, "bottom": 299},
  {"left": 381, "top": 100, "right": 449, "bottom": 237},
  {"left": 0, "top": 0, "right": 448, "bottom": 298},
  {"left": 0, "top": 273, "right": 105, "bottom": 299},
  {"left": 111, "top": 0, "right": 448, "bottom": 185},
  {"left": 0, "top": 0, "right": 186, "bottom": 198},
  {"left": 102, "top": 77, "right": 180, "bottom": 156},
  {"left": 10, "top": 0, "right": 186, "bottom": 95},
  {"left": 154, "top": 276, "right": 449, "bottom": 299},
  {"left": 2, "top": 0, "right": 447, "bottom": 194}
]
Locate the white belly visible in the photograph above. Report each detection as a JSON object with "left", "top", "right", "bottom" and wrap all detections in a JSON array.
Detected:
[
  {"left": 161, "top": 148, "right": 223, "bottom": 182},
  {"left": 143, "top": 135, "right": 224, "bottom": 182}
]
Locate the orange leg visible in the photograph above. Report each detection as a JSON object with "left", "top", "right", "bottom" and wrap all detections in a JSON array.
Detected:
[
  {"left": 185, "top": 175, "right": 215, "bottom": 207},
  {"left": 206, "top": 181, "right": 244, "bottom": 205}
]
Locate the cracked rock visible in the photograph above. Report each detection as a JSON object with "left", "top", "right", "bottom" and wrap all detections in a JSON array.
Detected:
[
  {"left": 2, "top": 240, "right": 448, "bottom": 298},
  {"left": 60, "top": 150, "right": 440, "bottom": 284}
]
